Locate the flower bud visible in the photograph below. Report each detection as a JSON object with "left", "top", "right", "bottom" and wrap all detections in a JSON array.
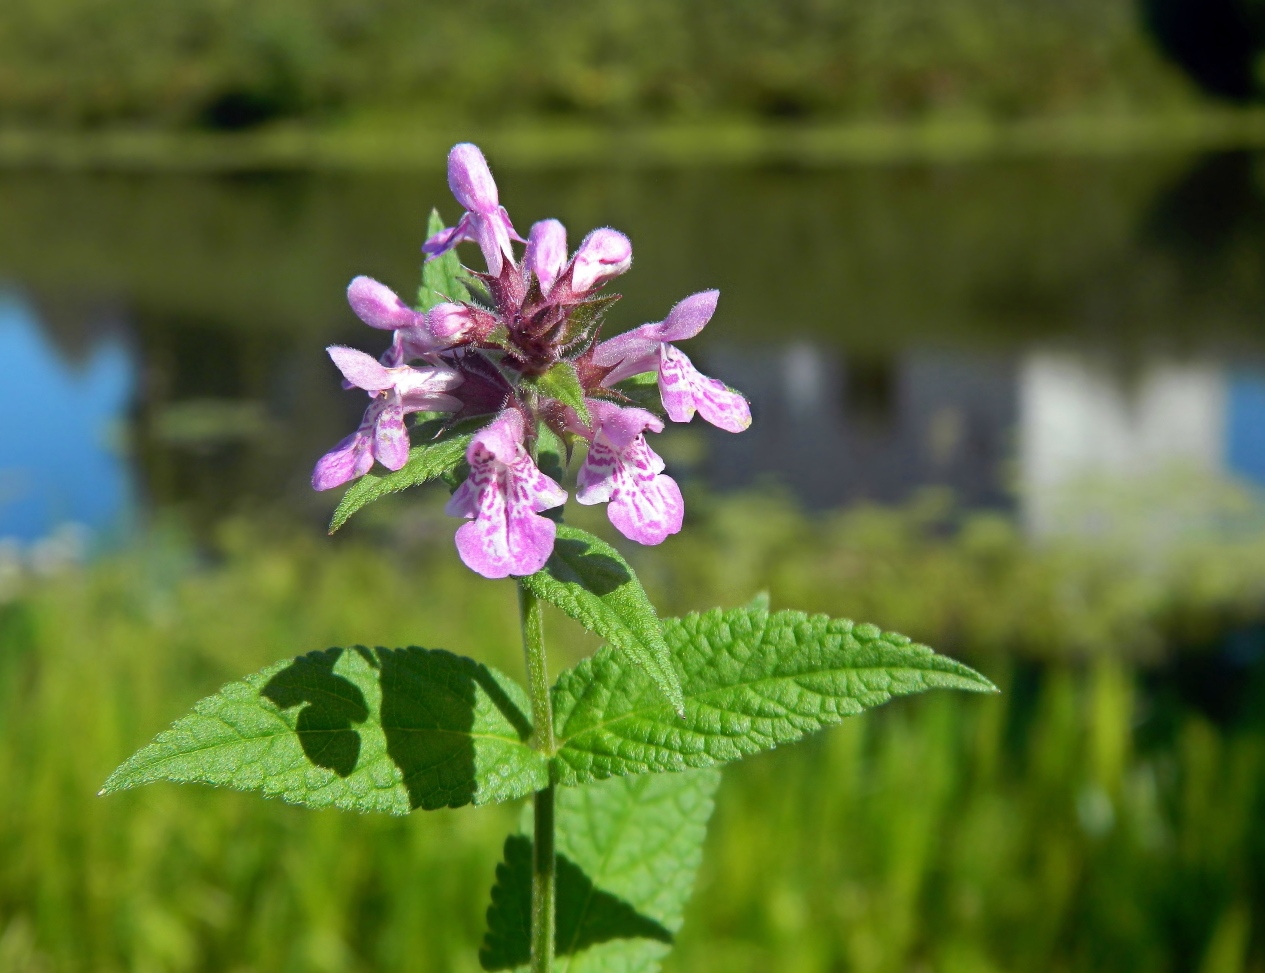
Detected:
[
  {"left": 524, "top": 219, "right": 568, "bottom": 294},
  {"left": 570, "top": 228, "right": 632, "bottom": 293},
  {"left": 427, "top": 302, "right": 477, "bottom": 343},
  {"left": 447, "top": 143, "right": 499, "bottom": 214}
]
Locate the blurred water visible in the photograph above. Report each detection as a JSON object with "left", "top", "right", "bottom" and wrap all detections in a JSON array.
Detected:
[
  {"left": 1, "top": 150, "right": 1264, "bottom": 543},
  {"left": 0, "top": 291, "right": 133, "bottom": 547}
]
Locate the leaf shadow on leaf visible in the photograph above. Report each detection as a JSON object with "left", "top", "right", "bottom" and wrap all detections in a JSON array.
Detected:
[
  {"left": 261, "top": 648, "right": 368, "bottom": 778},
  {"left": 374, "top": 647, "right": 534, "bottom": 811},
  {"left": 262, "top": 646, "right": 535, "bottom": 810},
  {"left": 548, "top": 539, "right": 631, "bottom": 597},
  {"left": 480, "top": 835, "right": 673, "bottom": 971}
]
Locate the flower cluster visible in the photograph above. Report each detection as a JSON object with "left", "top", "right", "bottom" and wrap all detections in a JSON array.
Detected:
[{"left": 314, "top": 143, "right": 750, "bottom": 578}]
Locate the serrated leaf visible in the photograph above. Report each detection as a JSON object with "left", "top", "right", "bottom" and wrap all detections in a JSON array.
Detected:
[
  {"left": 520, "top": 526, "right": 684, "bottom": 716},
  {"left": 551, "top": 608, "right": 998, "bottom": 785},
  {"left": 102, "top": 646, "right": 548, "bottom": 813},
  {"left": 527, "top": 362, "right": 590, "bottom": 424},
  {"left": 328, "top": 427, "right": 475, "bottom": 533},
  {"left": 480, "top": 770, "right": 721, "bottom": 972},
  {"left": 418, "top": 209, "right": 472, "bottom": 311}
]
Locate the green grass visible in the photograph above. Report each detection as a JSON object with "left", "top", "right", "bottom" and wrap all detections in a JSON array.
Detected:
[{"left": 2, "top": 492, "right": 1264, "bottom": 971}]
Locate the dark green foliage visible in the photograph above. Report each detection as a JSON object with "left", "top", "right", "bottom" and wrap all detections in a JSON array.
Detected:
[
  {"left": 482, "top": 771, "right": 720, "bottom": 972},
  {"left": 0, "top": 0, "right": 1206, "bottom": 130}
]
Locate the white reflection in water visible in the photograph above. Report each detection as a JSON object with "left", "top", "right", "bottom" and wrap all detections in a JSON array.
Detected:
[
  {"left": 1019, "top": 353, "right": 1265, "bottom": 539},
  {"left": 0, "top": 292, "right": 134, "bottom": 546}
]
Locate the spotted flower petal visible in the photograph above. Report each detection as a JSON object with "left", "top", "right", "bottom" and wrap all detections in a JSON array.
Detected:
[
  {"left": 445, "top": 411, "right": 567, "bottom": 578},
  {"left": 658, "top": 344, "right": 751, "bottom": 432},
  {"left": 576, "top": 401, "right": 683, "bottom": 545}
]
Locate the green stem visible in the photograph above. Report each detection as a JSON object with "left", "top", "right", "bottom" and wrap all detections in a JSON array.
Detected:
[{"left": 519, "top": 583, "right": 556, "bottom": 973}]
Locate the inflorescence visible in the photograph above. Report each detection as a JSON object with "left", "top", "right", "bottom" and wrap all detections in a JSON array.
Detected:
[{"left": 313, "top": 143, "right": 751, "bottom": 579}]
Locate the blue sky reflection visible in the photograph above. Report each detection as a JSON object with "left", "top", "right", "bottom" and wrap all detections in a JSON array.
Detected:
[{"left": 0, "top": 293, "right": 134, "bottom": 544}]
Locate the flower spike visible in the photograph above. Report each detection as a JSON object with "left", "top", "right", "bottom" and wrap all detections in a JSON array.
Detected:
[{"left": 318, "top": 142, "right": 750, "bottom": 573}]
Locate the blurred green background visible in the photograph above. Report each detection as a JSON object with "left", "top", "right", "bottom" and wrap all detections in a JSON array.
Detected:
[{"left": 4, "top": 2, "right": 1265, "bottom": 972}]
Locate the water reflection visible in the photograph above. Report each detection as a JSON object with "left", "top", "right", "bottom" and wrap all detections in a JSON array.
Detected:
[
  {"left": 2, "top": 151, "right": 1265, "bottom": 542},
  {"left": 0, "top": 291, "right": 133, "bottom": 544}
]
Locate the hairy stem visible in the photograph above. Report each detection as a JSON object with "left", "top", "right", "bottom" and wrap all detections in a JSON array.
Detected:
[{"left": 519, "top": 583, "right": 556, "bottom": 973}]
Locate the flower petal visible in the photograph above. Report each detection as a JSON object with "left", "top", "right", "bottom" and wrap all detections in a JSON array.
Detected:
[
  {"left": 448, "top": 143, "right": 500, "bottom": 213},
  {"left": 372, "top": 400, "right": 410, "bottom": 470},
  {"left": 654, "top": 290, "right": 719, "bottom": 343},
  {"left": 347, "top": 276, "right": 426, "bottom": 331},
  {"left": 328, "top": 345, "right": 394, "bottom": 391},
  {"left": 586, "top": 400, "right": 663, "bottom": 451},
  {"left": 592, "top": 290, "right": 719, "bottom": 384},
  {"left": 608, "top": 465, "right": 683, "bottom": 545},
  {"left": 658, "top": 344, "right": 751, "bottom": 432},
  {"left": 421, "top": 214, "right": 474, "bottom": 260}
]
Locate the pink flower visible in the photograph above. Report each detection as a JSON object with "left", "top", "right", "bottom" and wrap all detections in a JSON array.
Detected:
[
  {"left": 421, "top": 144, "right": 523, "bottom": 277},
  {"left": 592, "top": 290, "right": 751, "bottom": 433},
  {"left": 524, "top": 219, "right": 568, "bottom": 295},
  {"left": 312, "top": 347, "right": 463, "bottom": 490},
  {"left": 576, "top": 400, "right": 683, "bottom": 545},
  {"left": 445, "top": 410, "right": 568, "bottom": 578}
]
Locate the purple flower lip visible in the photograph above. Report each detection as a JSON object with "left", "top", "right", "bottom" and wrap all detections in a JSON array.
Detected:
[
  {"left": 445, "top": 410, "right": 567, "bottom": 578},
  {"left": 575, "top": 399, "right": 683, "bottom": 546}
]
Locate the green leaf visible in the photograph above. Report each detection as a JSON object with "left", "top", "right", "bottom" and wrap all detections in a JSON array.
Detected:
[
  {"left": 328, "top": 426, "right": 475, "bottom": 533},
  {"left": 418, "top": 209, "right": 472, "bottom": 311},
  {"left": 612, "top": 372, "right": 662, "bottom": 414},
  {"left": 526, "top": 362, "right": 590, "bottom": 424},
  {"left": 102, "top": 646, "right": 548, "bottom": 814},
  {"left": 520, "top": 526, "right": 684, "bottom": 716},
  {"left": 480, "top": 769, "right": 721, "bottom": 972},
  {"left": 535, "top": 423, "right": 569, "bottom": 486},
  {"left": 551, "top": 608, "right": 998, "bottom": 785}
]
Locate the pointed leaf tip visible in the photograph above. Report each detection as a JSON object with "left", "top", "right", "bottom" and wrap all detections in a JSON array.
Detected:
[
  {"left": 551, "top": 608, "right": 997, "bottom": 785},
  {"left": 102, "top": 646, "right": 547, "bottom": 813}
]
